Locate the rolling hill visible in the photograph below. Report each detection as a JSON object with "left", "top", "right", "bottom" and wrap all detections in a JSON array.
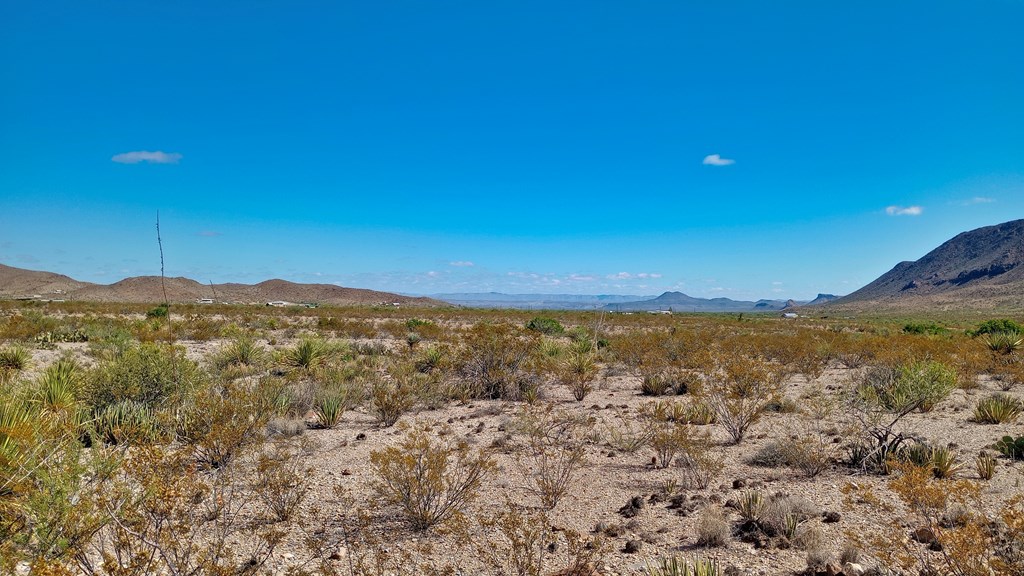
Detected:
[{"left": 0, "top": 265, "right": 442, "bottom": 307}]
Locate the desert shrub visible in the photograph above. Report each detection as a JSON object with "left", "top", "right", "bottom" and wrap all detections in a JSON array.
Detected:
[
  {"left": 903, "top": 322, "right": 949, "bottom": 336},
  {"left": 174, "top": 378, "right": 280, "bottom": 468},
  {"left": 695, "top": 507, "right": 730, "bottom": 548},
  {"left": 641, "top": 374, "right": 674, "bottom": 396},
  {"left": 86, "top": 342, "right": 205, "bottom": 413},
  {"left": 971, "top": 319, "right": 1024, "bottom": 337},
  {"left": 704, "top": 354, "right": 783, "bottom": 444},
  {"left": 371, "top": 377, "right": 417, "bottom": 428},
  {"left": 370, "top": 423, "right": 496, "bottom": 531},
  {"left": 857, "top": 360, "right": 956, "bottom": 414},
  {"left": 517, "top": 406, "right": 591, "bottom": 510},
  {"left": 0, "top": 311, "right": 60, "bottom": 341},
  {"left": 252, "top": 438, "right": 311, "bottom": 522},
  {"left": 478, "top": 499, "right": 551, "bottom": 576},
  {"left": 676, "top": 434, "right": 723, "bottom": 489},
  {"left": 145, "top": 304, "right": 169, "bottom": 319},
  {"left": 458, "top": 323, "right": 541, "bottom": 400},
  {"left": 604, "top": 411, "right": 654, "bottom": 453},
  {"left": 526, "top": 317, "right": 564, "bottom": 335},
  {"left": 847, "top": 461, "right": 1015, "bottom": 576},
  {"left": 973, "top": 394, "right": 1023, "bottom": 424}
]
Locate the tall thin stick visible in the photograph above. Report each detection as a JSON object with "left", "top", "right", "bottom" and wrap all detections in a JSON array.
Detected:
[{"left": 156, "top": 211, "right": 168, "bottom": 306}]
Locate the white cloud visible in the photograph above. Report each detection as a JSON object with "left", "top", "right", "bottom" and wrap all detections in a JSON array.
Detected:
[
  {"left": 111, "top": 150, "right": 183, "bottom": 164},
  {"left": 963, "top": 196, "right": 995, "bottom": 205},
  {"left": 449, "top": 261, "right": 475, "bottom": 267},
  {"left": 568, "top": 274, "right": 595, "bottom": 282},
  {"left": 885, "top": 205, "right": 923, "bottom": 216},
  {"left": 607, "top": 272, "right": 662, "bottom": 280},
  {"left": 702, "top": 154, "right": 735, "bottom": 166}
]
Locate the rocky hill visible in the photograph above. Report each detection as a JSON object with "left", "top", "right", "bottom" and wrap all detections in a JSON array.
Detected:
[
  {"left": 604, "top": 291, "right": 791, "bottom": 313},
  {"left": 0, "top": 265, "right": 442, "bottom": 307},
  {"left": 827, "top": 219, "right": 1024, "bottom": 311}
]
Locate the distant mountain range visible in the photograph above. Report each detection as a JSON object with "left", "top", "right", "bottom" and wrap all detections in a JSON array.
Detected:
[
  {"left": 0, "top": 264, "right": 441, "bottom": 307},
  {"left": 430, "top": 293, "right": 655, "bottom": 310},
  {"left": 432, "top": 291, "right": 840, "bottom": 312},
  {"left": 823, "top": 218, "right": 1024, "bottom": 311},
  {"left": 603, "top": 291, "right": 837, "bottom": 313}
]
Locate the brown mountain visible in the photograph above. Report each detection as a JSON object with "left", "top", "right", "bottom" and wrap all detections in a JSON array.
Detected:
[
  {"left": 0, "top": 263, "right": 92, "bottom": 298},
  {"left": 0, "top": 264, "right": 442, "bottom": 307},
  {"left": 827, "top": 219, "right": 1024, "bottom": 311}
]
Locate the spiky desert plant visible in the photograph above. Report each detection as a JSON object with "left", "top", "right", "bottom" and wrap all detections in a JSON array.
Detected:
[
  {"left": 314, "top": 392, "right": 346, "bottom": 429},
  {"left": 35, "top": 357, "right": 83, "bottom": 428},
  {"left": 973, "top": 394, "right": 1023, "bottom": 424},
  {"left": 283, "top": 337, "right": 330, "bottom": 371},
  {"left": 985, "top": 330, "right": 1023, "bottom": 355},
  {"left": 645, "top": 556, "right": 720, "bottom": 576},
  {"left": 0, "top": 345, "right": 31, "bottom": 371},
  {"left": 214, "top": 334, "right": 266, "bottom": 371},
  {"left": 94, "top": 400, "right": 159, "bottom": 446}
]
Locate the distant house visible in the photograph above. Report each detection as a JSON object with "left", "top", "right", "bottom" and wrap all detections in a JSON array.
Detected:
[
  {"left": 196, "top": 298, "right": 214, "bottom": 304},
  {"left": 782, "top": 312, "right": 798, "bottom": 319},
  {"left": 266, "top": 301, "right": 292, "bottom": 307}
]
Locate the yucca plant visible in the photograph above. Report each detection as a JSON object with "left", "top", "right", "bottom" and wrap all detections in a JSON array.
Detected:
[
  {"left": 976, "top": 452, "right": 997, "bottom": 480},
  {"left": 283, "top": 337, "right": 330, "bottom": 371},
  {"left": 973, "top": 393, "right": 1023, "bottom": 424},
  {"left": 215, "top": 335, "right": 266, "bottom": 370},
  {"left": 314, "top": 392, "right": 346, "bottom": 429},
  {"left": 737, "top": 491, "right": 766, "bottom": 523},
  {"left": 645, "top": 555, "right": 720, "bottom": 576},
  {"left": 35, "top": 358, "right": 84, "bottom": 428},
  {"left": 93, "top": 400, "right": 159, "bottom": 446},
  {"left": 0, "top": 345, "right": 31, "bottom": 371},
  {"left": 985, "top": 330, "right": 1023, "bottom": 354},
  {"left": 929, "top": 445, "right": 962, "bottom": 479}
]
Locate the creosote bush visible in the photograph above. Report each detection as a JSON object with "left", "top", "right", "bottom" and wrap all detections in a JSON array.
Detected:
[
  {"left": 370, "top": 423, "right": 496, "bottom": 531},
  {"left": 704, "top": 354, "right": 782, "bottom": 444}
]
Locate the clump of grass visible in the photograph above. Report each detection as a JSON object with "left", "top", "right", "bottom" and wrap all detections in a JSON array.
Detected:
[
  {"left": 694, "top": 507, "right": 730, "bottom": 548},
  {"left": 973, "top": 394, "right": 1023, "bottom": 424},
  {"left": 282, "top": 337, "right": 332, "bottom": 371},
  {"left": 214, "top": 335, "right": 266, "bottom": 372},
  {"left": 976, "top": 452, "right": 997, "bottom": 480}
]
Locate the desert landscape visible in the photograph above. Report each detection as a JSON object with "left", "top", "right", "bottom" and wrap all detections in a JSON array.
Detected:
[{"left": 2, "top": 219, "right": 1024, "bottom": 576}]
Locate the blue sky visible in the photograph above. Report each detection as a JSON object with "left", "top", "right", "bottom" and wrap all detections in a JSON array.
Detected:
[{"left": 2, "top": 1, "right": 1022, "bottom": 300}]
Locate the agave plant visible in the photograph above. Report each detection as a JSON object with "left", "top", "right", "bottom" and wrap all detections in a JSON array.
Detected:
[
  {"left": 283, "top": 337, "right": 330, "bottom": 371},
  {"left": 314, "top": 392, "right": 346, "bottom": 429},
  {"left": 93, "top": 400, "right": 159, "bottom": 446},
  {"left": 0, "top": 345, "right": 31, "bottom": 371},
  {"left": 35, "top": 358, "right": 83, "bottom": 425}
]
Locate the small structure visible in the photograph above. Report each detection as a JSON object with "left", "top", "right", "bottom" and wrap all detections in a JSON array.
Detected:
[
  {"left": 196, "top": 298, "right": 214, "bottom": 304},
  {"left": 266, "top": 300, "right": 293, "bottom": 307}
]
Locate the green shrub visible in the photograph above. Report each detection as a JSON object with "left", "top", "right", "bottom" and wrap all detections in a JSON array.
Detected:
[
  {"left": 857, "top": 361, "right": 957, "bottom": 413},
  {"left": 213, "top": 335, "right": 266, "bottom": 372},
  {"left": 971, "top": 319, "right": 1023, "bottom": 337},
  {"left": 313, "top": 392, "right": 347, "bottom": 429},
  {"left": 86, "top": 343, "right": 205, "bottom": 413},
  {"left": 902, "top": 322, "right": 948, "bottom": 336},
  {"left": 282, "top": 337, "right": 332, "bottom": 371},
  {"left": 93, "top": 400, "right": 160, "bottom": 445},
  {"left": 973, "top": 394, "right": 1023, "bottom": 424},
  {"left": 525, "top": 317, "right": 564, "bottom": 335},
  {"left": 145, "top": 305, "right": 169, "bottom": 319}
]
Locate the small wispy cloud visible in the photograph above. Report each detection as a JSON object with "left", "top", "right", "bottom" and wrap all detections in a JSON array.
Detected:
[
  {"left": 112, "top": 150, "right": 183, "bottom": 164},
  {"left": 606, "top": 272, "right": 662, "bottom": 280},
  {"left": 962, "top": 196, "right": 995, "bottom": 206},
  {"left": 885, "top": 205, "right": 923, "bottom": 216},
  {"left": 449, "top": 261, "right": 475, "bottom": 267},
  {"left": 568, "top": 274, "right": 595, "bottom": 282},
  {"left": 197, "top": 231, "right": 222, "bottom": 237},
  {"left": 702, "top": 154, "right": 735, "bottom": 166}
]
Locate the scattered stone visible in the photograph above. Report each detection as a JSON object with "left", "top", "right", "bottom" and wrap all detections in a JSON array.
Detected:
[
  {"left": 733, "top": 478, "right": 747, "bottom": 489},
  {"left": 341, "top": 469, "right": 352, "bottom": 476},
  {"left": 623, "top": 539, "right": 642, "bottom": 553},
  {"left": 823, "top": 563, "right": 842, "bottom": 576},
  {"left": 912, "top": 527, "right": 937, "bottom": 544},
  {"left": 593, "top": 521, "right": 609, "bottom": 534},
  {"left": 823, "top": 511, "right": 841, "bottom": 523},
  {"left": 355, "top": 432, "right": 367, "bottom": 441},
  {"left": 618, "top": 495, "right": 645, "bottom": 518},
  {"left": 843, "top": 563, "right": 866, "bottom": 576}
]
